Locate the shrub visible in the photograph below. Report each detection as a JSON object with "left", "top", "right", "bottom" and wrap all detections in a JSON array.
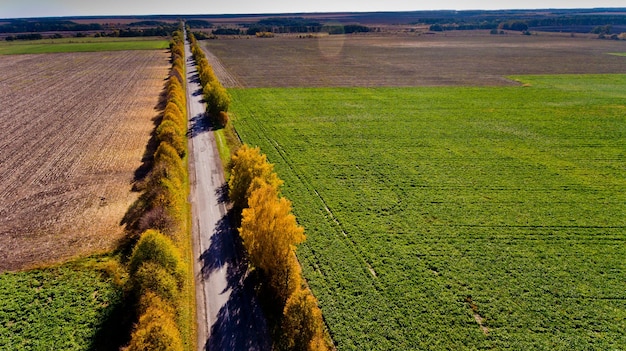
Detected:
[
  {"left": 126, "top": 300, "right": 183, "bottom": 351},
  {"left": 162, "top": 106, "right": 186, "bottom": 130},
  {"left": 140, "top": 177, "right": 184, "bottom": 236},
  {"left": 217, "top": 111, "right": 229, "bottom": 127},
  {"left": 138, "top": 206, "right": 176, "bottom": 235},
  {"left": 132, "top": 262, "right": 180, "bottom": 303},
  {"left": 152, "top": 142, "right": 185, "bottom": 185},
  {"left": 128, "top": 229, "right": 183, "bottom": 281},
  {"left": 156, "top": 120, "right": 186, "bottom": 157},
  {"left": 204, "top": 83, "right": 231, "bottom": 116},
  {"left": 137, "top": 290, "right": 175, "bottom": 316}
]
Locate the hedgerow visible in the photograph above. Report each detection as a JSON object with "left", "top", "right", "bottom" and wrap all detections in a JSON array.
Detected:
[
  {"left": 123, "top": 23, "right": 193, "bottom": 351},
  {"left": 188, "top": 32, "right": 231, "bottom": 126}
]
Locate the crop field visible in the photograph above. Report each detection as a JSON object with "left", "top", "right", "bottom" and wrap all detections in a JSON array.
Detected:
[
  {"left": 0, "top": 38, "right": 169, "bottom": 55},
  {"left": 0, "top": 257, "right": 123, "bottom": 350},
  {"left": 202, "top": 32, "right": 626, "bottom": 87},
  {"left": 228, "top": 75, "right": 626, "bottom": 349},
  {"left": 0, "top": 50, "right": 170, "bottom": 271}
]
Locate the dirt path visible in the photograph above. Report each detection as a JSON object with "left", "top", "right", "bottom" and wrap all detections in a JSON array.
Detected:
[{"left": 186, "top": 32, "right": 270, "bottom": 351}]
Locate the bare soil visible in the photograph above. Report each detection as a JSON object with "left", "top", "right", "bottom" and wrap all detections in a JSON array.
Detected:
[
  {"left": 0, "top": 50, "right": 170, "bottom": 271},
  {"left": 202, "top": 31, "right": 626, "bottom": 87}
]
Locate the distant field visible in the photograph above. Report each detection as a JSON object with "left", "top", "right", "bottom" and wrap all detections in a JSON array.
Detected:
[
  {"left": 0, "top": 257, "right": 123, "bottom": 350},
  {"left": 0, "top": 50, "right": 169, "bottom": 270},
  {"left": 0, "top": 38, "right": 169, "bottom": 54},
  {"left": 229, "top": 75, "right": 626, "bottom": 349},
  {"left": 203, "top": 33, "right": 626, "bottom": 87}
]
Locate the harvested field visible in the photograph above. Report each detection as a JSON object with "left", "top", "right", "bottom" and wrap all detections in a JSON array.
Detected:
[
  {"left": 0, "top": 50, "right": 170, "bottom": 271},
  {"left": 202, "top": 32, "right": 626, "bottom": 87}
]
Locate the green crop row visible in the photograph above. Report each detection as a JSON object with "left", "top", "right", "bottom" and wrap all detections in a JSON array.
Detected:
[{"left": 228, "top": 75, "right": 626, "bottom": 350}]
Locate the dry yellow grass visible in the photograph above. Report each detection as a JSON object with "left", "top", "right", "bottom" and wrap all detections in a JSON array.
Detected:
[{"left": 0, "top": 50, "right": 170, "bottom": 271}]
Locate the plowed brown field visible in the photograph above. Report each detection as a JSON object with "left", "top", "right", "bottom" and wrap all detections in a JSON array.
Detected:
[
  {"left": 0, "top": 50, "right": 169, "bottom": 271},
  {"left": 202, "top": 32, "right": 626, "bottom": 87}
]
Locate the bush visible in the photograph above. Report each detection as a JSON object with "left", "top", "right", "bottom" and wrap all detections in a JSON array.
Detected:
[
  {"left": 162, "top": 102, "right": 186, "bottom": 129},
  {"left": 138, "top": 205, "right": 176, "bottom": 234},
  {"left": 126, "top": 300, "right": 183, "bottom": 351},
  {"left": 204, "top": 83, "right": 231, "bottom": 116},
  {"left": 217, "top": 111, "right": 229, "bottom": 127},
  {"left": 128, "top": 229, "right": 183, "bottom": 281},
  {"left": 152, "top": 142, "right": 185, "bottom": 185},
  {"left": 132, "top": 262, "right": 180, "bottom": 303},
  {"left": 156, "top": 120, "right": 186, "bottom": 157}
]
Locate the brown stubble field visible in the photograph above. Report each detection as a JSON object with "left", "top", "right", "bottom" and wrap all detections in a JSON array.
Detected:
[
  {"left": 202, "top": 31, "right": 626, "bottom": 87},
  {"left": 0, "top": 50, "right": 169, "bottom": 271}
]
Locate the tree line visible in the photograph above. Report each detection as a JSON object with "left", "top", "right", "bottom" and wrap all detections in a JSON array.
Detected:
[
  {"left": 0, "top": 19, "right": 102, "bottom": 33},
  {"left": 121, "top": 25, "right": 191, "bottom": 351},
  {"left": 1, "top": 19, "right": 180, "bottom": 40},
  {"left": 181, "top": 28, "right": 333, "bottom": 350},
  {"left": 427, "top": 14, "right": 626, "bottom": 33},
  {"left": 229, "top": 145, "right": 332, "bottom": 351},
  {"left": 188, "top": 32, "right": 231, "bottom": 127},
  {"left": 243, "top": 18, "right": 370, "bottom": 36}
]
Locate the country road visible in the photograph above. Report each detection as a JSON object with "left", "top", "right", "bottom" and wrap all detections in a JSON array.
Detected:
[{"left": 185, "top": 32, "right": 270, "bottom": 351}]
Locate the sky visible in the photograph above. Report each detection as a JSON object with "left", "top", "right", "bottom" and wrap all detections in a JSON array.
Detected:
[{"left": 2, "top": 0, "right": 625, "bottom": 19}]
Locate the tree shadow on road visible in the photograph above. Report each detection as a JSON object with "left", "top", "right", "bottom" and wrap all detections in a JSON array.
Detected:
[
  {"left": 188, "top": 112, "right": 209, "bottom": 139},
  {"left": 199, "top": 210, "right": 271, "bottom": 351},
  {"left": 216, "top": 184, "right": 229, "bottom": 205},
  {"left": 205, "top": 269, "right": 271, "bottom": 351}
]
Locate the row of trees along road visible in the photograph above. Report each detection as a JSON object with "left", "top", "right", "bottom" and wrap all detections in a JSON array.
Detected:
[
  {"left": 122, "top": 25, "right": 191, "bottom": 351},
  {"left": 229, "top": 145, "right": 333, "bottom": 351},
  {"left": 188, "top": 32, "right": 231, "bottom": 126}
]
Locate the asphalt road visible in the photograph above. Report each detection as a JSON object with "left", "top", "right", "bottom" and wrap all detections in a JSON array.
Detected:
[{"left": 185, "top": 33, "right": 270, "bottom": 351}]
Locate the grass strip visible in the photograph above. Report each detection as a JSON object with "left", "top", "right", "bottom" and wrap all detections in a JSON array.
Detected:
[{"left": 0, "top": 40, "right": 169, "bottom": 54}]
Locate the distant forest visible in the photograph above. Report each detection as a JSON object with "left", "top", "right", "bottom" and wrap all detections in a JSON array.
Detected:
[
  {"left": 423, "top": 13, "right": 626, "bottom": 34},
  {"left": 2, "top": 8, "right": 625, "bottom": 41},
  {"left": 241, "top": 18, "right": 370, "bottom": 35}
]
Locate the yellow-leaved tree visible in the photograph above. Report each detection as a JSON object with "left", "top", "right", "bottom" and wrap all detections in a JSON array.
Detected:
[
  {"left": 239, "top": 183, "right": 305, "bottom": 305},
  {"left": 282, "top": 288, "right": 329, "bottom": 351},
  {"left": 229, "top": 144, "right": 282, "bottom": 211}
]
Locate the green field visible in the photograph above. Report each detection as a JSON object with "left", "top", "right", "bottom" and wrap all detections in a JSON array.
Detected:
[
  {"left": 0, "top": 38, "right": 169, "bottom": 54},
  {"left": 229, "top": 75, "right": 626, "bottom": 350},
  {"left": 0, "top": 258, "right": 125, "bottom": 350}
]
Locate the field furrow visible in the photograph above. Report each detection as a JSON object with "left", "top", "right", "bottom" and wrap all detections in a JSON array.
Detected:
[
  {"left": 203, "top": 34, "right": 626, "bottom": 87},
  {"left": 229, "top": 76, "right": 626, "bottom": 349},
  {"left": 0, "top": 50, "right": 170, "bottom": 271}
]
